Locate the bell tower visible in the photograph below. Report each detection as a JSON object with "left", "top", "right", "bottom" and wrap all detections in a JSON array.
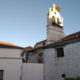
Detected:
[{"left": 47, "top": 4, "right": 65, "bottom": 44}]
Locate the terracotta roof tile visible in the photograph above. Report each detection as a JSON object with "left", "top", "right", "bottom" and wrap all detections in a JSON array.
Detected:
[
  {"left": 27, "top": 31, "right": 80, "bottom": 52},
  {"left": 0, "top": 42, "right": 23, "bottom": 49}
]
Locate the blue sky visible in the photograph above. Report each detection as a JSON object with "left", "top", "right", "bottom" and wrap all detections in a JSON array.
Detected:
[{"left": 0, "top": 0, "right": 80, "bottom": 47}]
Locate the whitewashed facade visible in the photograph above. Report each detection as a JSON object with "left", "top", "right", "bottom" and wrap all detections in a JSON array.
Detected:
[
  {"left": 0, "top": 45, "right": 23, "bottom": 80},
  {"left": 43, "top": 41, "right": 80, "bottom": 80},
  {"left": 22, "top": 63, "right": 43, "bottom": 80},
  {"left": 25, "top": 31, "right": 80, "bottom": 80},
  {"left": 0, "top": 44, "right": 44, "bottom": 80}
]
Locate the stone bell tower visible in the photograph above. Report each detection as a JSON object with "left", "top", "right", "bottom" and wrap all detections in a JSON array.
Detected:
[{"left": 47, "top": 4, "right": 65, "bottom": 44}]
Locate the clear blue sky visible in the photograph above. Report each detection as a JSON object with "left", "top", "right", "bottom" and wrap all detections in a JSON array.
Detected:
[{"left": 0, "top": 0, "right": 80, "bottom": 47}]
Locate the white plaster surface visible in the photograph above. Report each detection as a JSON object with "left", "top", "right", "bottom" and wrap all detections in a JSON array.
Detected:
[
  {"left": 0, "top": 59, "right": 22, "bottom": 80},
  {"left": 0, "top": 48, "right": 22, "bottom": 80},
  {"left": 43, "top": 42, "right": 80, "bottom": 80},
  {"left": 0, "top": 48, "right": 22, "bottom": 58},
  {"left": 47, "top": 25, "right": 64, "bottom": 44},
  {"left": 22, "top": 63, "right": 43, "bottom": 80}
]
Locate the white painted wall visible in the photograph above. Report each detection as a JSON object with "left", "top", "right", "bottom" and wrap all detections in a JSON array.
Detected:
[
  {"left": 43, "top": 48, "right": 57, "bottom": 80},
  {"left": 0, "top": 48, "right": 22, "bottom": 58},
  {"left": 43, "top": 42, "right": 80, "bottom": 80},
  {"left": 22, "top": 63, "right": 43, "bottom": 80},
  {"left": 0, "top": 59, "right": 22, "bottom": 80},
  {"left": 47, "top": 25, "right": 64, "bottom": 44},
  {"left": 0, "top": 48, "right": 22, "bottom": 80}
]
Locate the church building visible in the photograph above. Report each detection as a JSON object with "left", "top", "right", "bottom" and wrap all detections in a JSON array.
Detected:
[
  {"left": 0, "top": 2, "right": 80, "bottom": 80},
  {"left": 22, "top": 3, "right": 80, "bottom": 80}
]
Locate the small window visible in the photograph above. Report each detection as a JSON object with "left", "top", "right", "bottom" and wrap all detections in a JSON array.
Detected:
[
  {"left": 0, "top": 70, "right": 4, "bottom": 80},
  {"left": 51, "top": 9, "right": 53, "bottom": 11},
  {"left": 57, "top": 18, "right": 59, "bottom": 24},
  {"left": 56, "top": 47, "right": 64, "bottom": 57},
  {"left": 43, "top": 42, "right": 45, "bottom": 46},
  {"left": 57, "top": 18, "right": 61, "bottom": 24}
]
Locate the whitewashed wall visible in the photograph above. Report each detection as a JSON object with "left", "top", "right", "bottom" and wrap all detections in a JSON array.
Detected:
[
  {"left": 43, "top": 48, "right": 57, "bottom": 80},
  {"left": 0, "top": 48, "right": 22, "bottom": 58},
  {"left": 0, "top": 59, "right": 22, "bottom": 80},
  {"left": 22, "top": 63, "right": 43, "bottom": 80},
  {"left": 0, "top": 48, "right": 22, "bottom": 80},
  {"left": 43, "top": 42, "right": 80, "bottom": 80},
  {"left": 47, "top": 25, "right": 64, "bottom": 44}
]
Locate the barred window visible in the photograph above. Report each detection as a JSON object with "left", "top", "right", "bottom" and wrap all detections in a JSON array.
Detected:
[{"left": 56, "top": 47, "right": 64, "bottom": 57}]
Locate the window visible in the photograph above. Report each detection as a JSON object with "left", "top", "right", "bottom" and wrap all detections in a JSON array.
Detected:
[
  {"left": 43, "top": 42, "right": 45, "bottom": 46},
  {"left": 0, "top": 70, "right": 4, "bottom": 80},
  {"left": 56, "top": 47, "right": 64, "bottom": 57},
  {"left": 52, "top": 16, "right": 55, "bottom": 22},
  {"left": 57, "top": 18, "right": 61, "bottom": 24},
  {"left": 51, "top": 9, "right": 53, "bottom": 11},
  {"left": 57, "top": 18, "right": 59, "bottom": 24}
]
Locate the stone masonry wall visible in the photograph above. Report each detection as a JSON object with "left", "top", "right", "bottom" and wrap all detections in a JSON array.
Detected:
[{"left": 43, "top": 42, "right": 80, "bottom": 80}]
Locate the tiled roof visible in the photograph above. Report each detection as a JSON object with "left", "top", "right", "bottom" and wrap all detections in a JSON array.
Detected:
[
  {"left": 0, "top": 42, "right": 23, "bottom": 49},
  {"left": 35, "top": 40, "right": 46, "bottom": 45},
  {"left": 27, "top": 31, "right": 80, "bottom": 52},
  {"left": 34, "top": 40, "right": 46, "bottom": 47}
]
